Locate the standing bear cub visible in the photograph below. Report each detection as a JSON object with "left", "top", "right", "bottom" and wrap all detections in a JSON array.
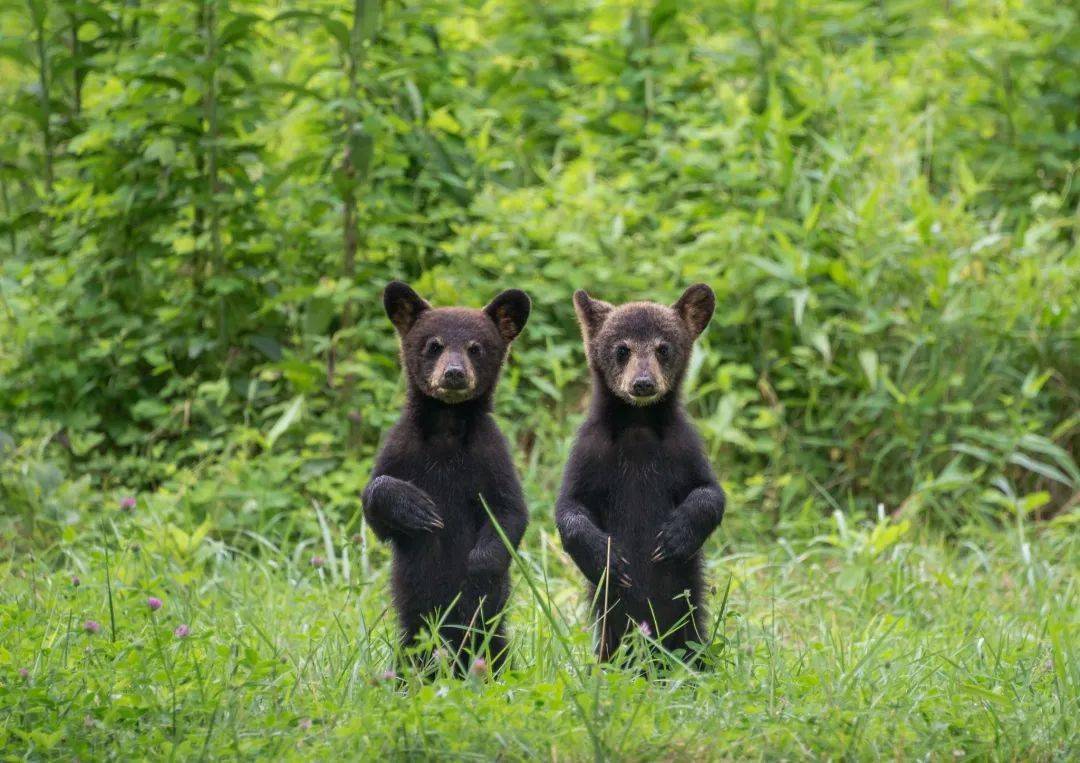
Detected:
[
  {"left": 363, "top": 282, "right": 530, "bottom": 674},
  {"left": 556, "top": 284, "right": 726, "bottom": 663}
]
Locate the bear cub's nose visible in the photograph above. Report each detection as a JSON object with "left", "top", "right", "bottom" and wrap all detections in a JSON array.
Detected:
[
  {"left": 632, "top": 377, "right": 657, "bottom": 396},
  {"left": 442, "top": 365, "right": 468, "bottom": 390}
]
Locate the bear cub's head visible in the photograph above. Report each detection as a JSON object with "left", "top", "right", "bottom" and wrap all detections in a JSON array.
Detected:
[
  {"left": 383, "top": 281, "right": 530, "bottom": 404},
  {"left": 574, "top": 284, "right": 715, "bottom": 407}
]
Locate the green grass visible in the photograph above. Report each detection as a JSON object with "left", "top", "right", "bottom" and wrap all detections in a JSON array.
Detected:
[{"left": 3, "top": 507, "right": 1077, "bottom": 760}]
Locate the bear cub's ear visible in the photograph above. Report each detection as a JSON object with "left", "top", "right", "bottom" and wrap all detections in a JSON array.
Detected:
[
  {"left": 672, "top": 283, "right": 715, "bottom": 338},
  {"left": 484, "top": 289, "right": 531, "bottom": 343},
  {"left": 383, "top": 281, "right": 431, "bottom": 336},
  {"left": 573, "top": 290, "right": 614, "bottom": 339}
]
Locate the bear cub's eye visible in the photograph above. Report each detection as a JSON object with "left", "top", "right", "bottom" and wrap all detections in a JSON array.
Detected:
[
  {"left": 467, "top": 341, "right": 483, "bottom": 357},
  {"left": 424, "top": 338, "right": 443, "bottom": 357},
  {"left": 614, "top": 344, "right": 631, "bottom": 364},
  {"left": 656, "top": 342, "right": 672, "bottom": 361}
]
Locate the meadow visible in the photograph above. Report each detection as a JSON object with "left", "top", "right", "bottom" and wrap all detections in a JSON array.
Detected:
[
  {"left": 1, "top": 0, "right": 1078, "bottom": 759},
  {"left": 3, "top": 501, "right": 1078, "bottom": 758}
]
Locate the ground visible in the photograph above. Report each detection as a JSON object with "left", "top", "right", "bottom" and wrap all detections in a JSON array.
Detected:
[{"left": 2, "top": 508, "right": 1076, "bottom": 760}]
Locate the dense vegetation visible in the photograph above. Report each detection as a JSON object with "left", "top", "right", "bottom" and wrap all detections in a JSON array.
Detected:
[{"left": 1, "top": 0, "right": 1077, "bottom": 758}]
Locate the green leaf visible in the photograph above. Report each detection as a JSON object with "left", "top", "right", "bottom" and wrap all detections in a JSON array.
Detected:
[
  {"left": 427, "top": 107, "right": 461, "bottom": 136},
  {"left": 959, "top": 683, "right": 1010, "bottom": 707},
  {"left": 349, "top": 126, "right": 373, "bottom": 181},
  {"left": 271, "top": 10, "right": 350, "bottom": 51},
  {"left": 144, "top": 138, "right": 176, "bottom": 166},
  {"left": 1007, "top": 453, "right": 1072, "bottom": 486},
  {"left": 858, "top": 349, "right": 878, "bottom": 388},
  {"left": 649, "top": 0, "right": 678, "bottom": 35},
  {"left": 266, "top": 396, "right": 304, "bottom": 451},
  {"left": 219, "top": 14, "right": 261, "bottom": 48}
]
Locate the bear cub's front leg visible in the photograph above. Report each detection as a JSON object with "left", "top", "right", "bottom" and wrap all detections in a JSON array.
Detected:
[
  {"left": 362, "top": 475, "right": 443, "bottom": 539},
  {"left": 651, "top": 485, "right": 726, "bottom": 563}
]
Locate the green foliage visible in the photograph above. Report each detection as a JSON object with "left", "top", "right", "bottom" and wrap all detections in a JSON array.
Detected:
[{"left": 2, "top": 0, "right": 1076, "bottom": 538}]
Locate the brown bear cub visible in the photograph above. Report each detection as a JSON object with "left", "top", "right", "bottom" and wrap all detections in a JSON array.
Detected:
[
  {"left": 556, "top": 284, "right": 725, "bottom": 663},
  {"left": 363, "top": 282, "right": 530, "bottom": 674}
]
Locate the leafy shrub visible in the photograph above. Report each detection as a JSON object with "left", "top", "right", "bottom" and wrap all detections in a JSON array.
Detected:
[{"left": 0, "top": 0, "right": 1076, "bottom": 540}]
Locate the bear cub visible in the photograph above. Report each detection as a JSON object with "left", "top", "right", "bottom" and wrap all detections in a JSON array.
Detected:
[
  {"left": 556, "top": 284, "right": 726, "bottom": 663},
  {"left": 363, "top": 282, "right": 530, "bottom": 674}
]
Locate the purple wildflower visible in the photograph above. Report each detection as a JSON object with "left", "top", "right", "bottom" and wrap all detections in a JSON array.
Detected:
[
  {"left": 174, "top": 624, "right": 190, "bottom": 638},
  {"left": 298, "top": 718, "right": 312, "bottom": 731},
  {"left": 71, "top": 575, "right": 80, "bottom": 587},
  {"left": 639, "top": 621, "right": 652, "bottom": 638},
  {"left": 18, "top": 668, "right": 29, "bottom": 680},
  {"left": 310, "top": 556, "right": 325, "bottom": 569},
  {"left": 371, "top": 669, "right": 397, "bottom": 685},
  {"left": 84, "top": 620, "right": 101, "bottom": 634},
  {"left": 469, "top": 657, "right": 488, "bottom": 678},
  {"left": 147, "top": 596, "right": 163, "bottom": 612},
  {"left": 119, "top": 496, "right": 137, "bottom": 511}
]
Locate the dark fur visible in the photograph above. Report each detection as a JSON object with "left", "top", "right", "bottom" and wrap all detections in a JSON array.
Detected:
[
  {"left": 556, "top": 284, "right": 726, "bottom": 663},
  {"left": 362, "top": 282, "right": 530, "bottom": 674}
]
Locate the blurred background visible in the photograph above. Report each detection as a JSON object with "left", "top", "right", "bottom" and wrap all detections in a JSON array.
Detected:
[{"left": 1, "top": 0, "right": 1077, "bottom": 549}]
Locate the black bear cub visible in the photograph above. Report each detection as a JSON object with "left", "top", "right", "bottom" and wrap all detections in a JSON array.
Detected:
[
  {"left": 363, "top": 282, "right": 530, "bottom": 674},
  {"left": 556, "top": 284, "right": 726, "bottom": 663}
]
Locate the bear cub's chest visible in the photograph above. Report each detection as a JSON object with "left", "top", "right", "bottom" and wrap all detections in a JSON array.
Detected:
[
  {"left": 596, "top": 430, "right": 686, "bottom": 529},
  {"left": 408, "top": 441, "right": 490, "bottom": 518}
]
